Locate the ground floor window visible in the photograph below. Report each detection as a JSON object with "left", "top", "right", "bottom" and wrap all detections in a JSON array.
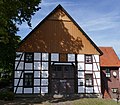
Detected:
[
  {"left": 111, "top": 88, "right": 118, "bottom": 93},
  {"left": 85, "top": 74, "right": 93, "bottom": 86},
  {"left": 24, "top": 73, "right": 33, "bottom": 88}
]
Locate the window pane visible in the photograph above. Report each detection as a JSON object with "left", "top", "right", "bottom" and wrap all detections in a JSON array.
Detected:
[
  {"left": 106, "top": 68, "right": 110, "bottom": 77},
  {"left": 25, "top": 53, "right": 34, "bottom": 63},
  {"left": 85, "top": 74, "right": 93, "bottom": 86},
  {"left": 24, "top": 73, "right": 33, "bottom": 87},
  {"left": 85, "top": 55, "right": 92, "bottom": 63}
]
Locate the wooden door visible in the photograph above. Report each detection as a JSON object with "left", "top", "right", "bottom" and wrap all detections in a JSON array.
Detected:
[{"left": 50, "top": 64, "right": 75, "bottom": 94}]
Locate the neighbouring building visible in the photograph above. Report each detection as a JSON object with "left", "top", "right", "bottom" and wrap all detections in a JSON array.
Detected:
[
  {"left": 14, "top": 5, "right": 103, "bottom": 97},
  {"left": 100, "top": 47, "right": 120, "bottom": 99}
]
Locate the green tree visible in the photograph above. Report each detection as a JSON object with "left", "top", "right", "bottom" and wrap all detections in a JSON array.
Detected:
[{"left": 0, "top": 0, "right": 41, "bottom": 86}]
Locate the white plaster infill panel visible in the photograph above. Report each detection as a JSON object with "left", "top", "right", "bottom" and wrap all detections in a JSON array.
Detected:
[
  {"left": 94, "top": 86, "right": 101, "bottom": 93},
  {"left": 34, "top": 53, "right": 41, "bottom": 60},
  {"left": 42, "top": 62, "right": 48, "bottom": 70},
  {"left": 51, "top": 53, "right": 59, "bottom": 61},
  {"left": 34, "top": 79, "right": 40, "bottom": 85},
  {"left": 93, "top": 63, "right": 100, "bottom": 71},
  {"left": 24, "top": 71, "right": 33, "bottom": 73},
  {"left": 41, "top": 79, "right": 48, "bottom": 86},
  {"left": 41, "top": 71, "right": 48, "bottom": 78},
  {"left": 86, "top": 87, "right": 93, "bottom": 93},
  {"left": 93, "top": 55, "right": 99, "bottom": 62},
  {"left": 14, "top": 79, "right": 19, "bottom": 86},
  {"left": 42, "top": 53, "right": 48, "bottom": 61},
  {"left": 41, "top": 87, "right": 48, "bottom": 93},
  {"left": 25, "top": 63, "right": 32, "bottom": 70},
  {"left": 78, "top": 63, "right": 84, "bottom": 70},
  {"left": 24, "top": 88, "right": 32, "bottom": 93},
  {"left": 34, "top": 62, "right": 41, "bottom": 70},
  {"left": 15, "top": 71, "right": 23, "bottom": 78},
  {"left": 93, "top": 72, "right": 100, "bottom": 79},
  {"left": 16, "top": 87, "right": 22, "bottom": 93},
  {"left": 21, "top": 54, "right": 24, "bottom": 60},
  {"left": 78, "top": 71, "right": 84, "bottom": 78},
  {"left": 77, "top": 54, "right": 84, "bottom": 62},
  {"left": 14, "top": 79, "right": 23, "bottom": 86},
  {"left": 34, "top": 71, "right": 40, "bottom": 78},
  {"left": 78, "top": 86, "right": 85, "bottom": 93},
  {"left": 34, "top": 87, "right": 40, "bottom": 93},
  {"left": 85, "top": 71, "right": 92, "bottom": 74},
  {"left": 85, "top": 64, "right": 92, "bottom": 71},
  {"left": 68, "top": 54, "right": 75, "bottom": 61},
  {"left": 93, "top": 79, "right": 100, "bottom": 86},
  {"left": 15, "top": 62, "right": 24, "bottom": 70}
]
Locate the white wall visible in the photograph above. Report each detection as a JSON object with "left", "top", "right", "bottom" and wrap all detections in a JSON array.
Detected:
[{"left": 77, "top": 54, "right": 101, "bottom": 94}]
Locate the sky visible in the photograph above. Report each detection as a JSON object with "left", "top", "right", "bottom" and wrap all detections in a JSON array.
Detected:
[{"left": 17, "top": 0, "right": 120, "bottom": 58}]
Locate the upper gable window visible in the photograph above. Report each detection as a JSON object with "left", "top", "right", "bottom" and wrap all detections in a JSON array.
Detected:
[
  {"left": 25, "top": 53, "right": 34, "bottom": 63},
  {"left": 85, "top": 55, "right": 92, "bottom": 63}
]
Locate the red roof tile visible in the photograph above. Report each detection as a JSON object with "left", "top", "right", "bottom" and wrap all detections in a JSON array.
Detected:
[{"left": 99, "top": 47, "right": 120, "bottom": 67}]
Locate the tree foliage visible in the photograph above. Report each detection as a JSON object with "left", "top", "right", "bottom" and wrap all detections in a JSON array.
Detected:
[{"left": 0, "top": 0, "right": 41, "bottom": 83}]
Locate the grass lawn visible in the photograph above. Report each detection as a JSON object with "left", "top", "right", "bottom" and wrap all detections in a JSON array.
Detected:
[
  {"left": 0, "top": 97, "right": 120, "bottom": 105},
  {"left": 72, "top": 98, "right": 119, "bottom": 105}
]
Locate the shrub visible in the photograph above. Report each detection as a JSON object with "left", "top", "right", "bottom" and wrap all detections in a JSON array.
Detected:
[{"left": 0, "top": 89, "right": 14, "bottom": 101}]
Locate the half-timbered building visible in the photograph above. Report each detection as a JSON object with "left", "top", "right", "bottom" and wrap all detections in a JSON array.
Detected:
[
  {"left": 100, "top": 47, "right": 120, "bottom": 99},
  {"left": 14, "top": 5, "right": 103, "bottom": 97}
]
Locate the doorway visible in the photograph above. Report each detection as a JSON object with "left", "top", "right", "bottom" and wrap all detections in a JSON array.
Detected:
[{"left": 50, "top": 64, "right": 75, "bottom": 94}]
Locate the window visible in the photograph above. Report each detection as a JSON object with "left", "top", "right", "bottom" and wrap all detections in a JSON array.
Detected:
[
  {"left": 85, "top": 74, "right": 93, "bottom": 86},
  {"left": 24, "top": 73, "right": 33, "bottom": 87},
  {"left": 106, "top": 68, "right": 110, "bottom": 77},
  {"left": 112, "top": 88, "right": 118, "bottom": 93},
  {"left": 25, "top": 53, "right": 34, "bottom": 63},
  {"left": 85, "top": 55, "right": 92, "bottom": 63},
  {"left": 80, "top": 82, "right": 83, "bottom": 86}
]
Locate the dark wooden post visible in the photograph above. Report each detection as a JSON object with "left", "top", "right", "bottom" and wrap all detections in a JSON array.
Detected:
[{"left": 116, "top": 89, "right": 120, "bottom": 103}]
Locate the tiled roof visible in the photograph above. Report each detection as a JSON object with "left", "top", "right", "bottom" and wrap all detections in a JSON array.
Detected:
[{"left": 99, "top": 47, "right": 120, "bottom": 67}]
